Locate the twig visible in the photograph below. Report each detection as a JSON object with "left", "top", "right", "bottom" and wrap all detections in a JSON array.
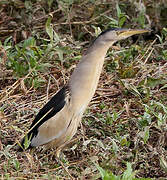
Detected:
[
  {"left": 139, "top": 38, "right": 157, "bottom": 63},
  {"left": 34, "top": 9, "right": 112, "bottom": 29}
]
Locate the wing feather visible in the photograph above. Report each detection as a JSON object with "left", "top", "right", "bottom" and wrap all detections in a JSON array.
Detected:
[{"left": 18, "top": 86, "right": 69, "bottom": 150}]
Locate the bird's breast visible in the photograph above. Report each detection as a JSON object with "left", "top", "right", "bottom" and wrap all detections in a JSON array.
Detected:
[{"left": 69, "top": 56, "right": 104, "bottom": 113}]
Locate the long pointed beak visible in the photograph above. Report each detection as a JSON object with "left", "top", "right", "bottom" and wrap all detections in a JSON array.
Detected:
[{"left": 118, "top": 29, "right": 150, "bottom": 37}]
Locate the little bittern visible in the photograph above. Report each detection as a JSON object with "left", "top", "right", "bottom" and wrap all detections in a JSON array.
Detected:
[{"left": 18, "top": 28, "right": 149, "bottom": 151}]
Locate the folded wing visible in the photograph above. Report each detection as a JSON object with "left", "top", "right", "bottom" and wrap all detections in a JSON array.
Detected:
[{"left": 19, "top": 86, "right": 70, "bottom": 150}]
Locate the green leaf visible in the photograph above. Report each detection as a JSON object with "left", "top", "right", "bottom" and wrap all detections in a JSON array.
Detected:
[
  {"left": 139, "top": 112, "right": 152, "bottom": 128},
  {"left": 33, "top": 77, "right": 46, "bottom": 89},
  {"left": 95, "top": 164, "right": 106, "bottom": 179},
  {"left": 119, "top": 16, "right": 126, "bottom": 28},
  {"left": 116, "top": 4, "right": 122, "bottom": 19},
  {"left": 154, "top": 101, "right": 167, "bottom": 114},
  {"left": 23, "top": 134, "right": 32, "bottom": 150},
  {"left": 160, "top": 156, "right": 167, "bottom": 173},
  {"left": 47, "top": 0, "right": 53, "bottom": 10},
  {"left": 13, "top": 159, "right": 20, "bottom": 171},
  {"left": 94, "top": 163, "right": 120, "bottom": 180},
  {"left": 143, "top": 126, "right": 149, "bottom": 144},
  {"left": 111, "top": 110, "right": 122, "bottom": 122},
  {"left": 4, "top": 36, "right": 13, "bottom": 46},
  {"left": 112, "top": 139, "right": 119, "bottom": 153},
  {"left": 23, "top": 37, "right": 36, "bottom": 49},
  {"left": 122, "top": 162, "right": 135, "bottom": 180},
  {"left": 145, "top": 77, "right": 163, "bottom": 89},
  {"left": 53, "top": 31, "right": 60, "bottom": 43},
  {"left": 103, "top": 15, "right": 118, "bottom": 27},
  {"left": 36, "top": 62, "right": 52, "bottom": 72},
  {"left": 46, "top": 16, "right": 54, "bottom": 43},
  {"left": 120, "top": 137, "right": 128, "bottom": 146},
  {"left": 138, "top": 12, "right": 145, "bottom": 28}
]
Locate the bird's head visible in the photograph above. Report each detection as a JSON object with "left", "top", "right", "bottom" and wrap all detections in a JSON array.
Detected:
[{"left": 97, "top": 28, "right": 150, "bottom": 45}]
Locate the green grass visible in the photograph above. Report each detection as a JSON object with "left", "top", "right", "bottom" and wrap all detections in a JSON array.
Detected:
[
  {"left": 95, "top": 162, "right": 152, "bottom": 180},
  {"left": 0, "top": 0, "right": 167, "bottom": 179}
]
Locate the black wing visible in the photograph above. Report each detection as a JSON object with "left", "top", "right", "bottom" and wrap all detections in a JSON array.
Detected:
[{"left": 18, "top": 86, "right": 69, "bottom": 151}]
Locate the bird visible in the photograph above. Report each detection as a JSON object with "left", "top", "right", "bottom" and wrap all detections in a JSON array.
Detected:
[{"left": 18, "top": 28, "right": 149, "bottom": 152}]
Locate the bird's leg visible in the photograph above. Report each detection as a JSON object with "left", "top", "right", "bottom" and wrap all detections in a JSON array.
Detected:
[
  {"left": 55, "top": 146, "right": 74, "bottom": 180},
  {"left": 39, "top": 138, "right": 79, "bottom": 161}
]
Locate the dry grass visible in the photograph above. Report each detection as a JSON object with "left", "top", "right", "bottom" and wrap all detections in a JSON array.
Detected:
[{"left": 0, "top": 0, "right": 167, "bottom": 179}]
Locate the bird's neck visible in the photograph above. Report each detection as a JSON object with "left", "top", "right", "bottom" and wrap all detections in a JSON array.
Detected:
[
  {"left": 69, "top": 41, "right": 113, "bottom": 115},
  {"left": 85, "top": 41, "right": 112, "bottom": 58}
]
